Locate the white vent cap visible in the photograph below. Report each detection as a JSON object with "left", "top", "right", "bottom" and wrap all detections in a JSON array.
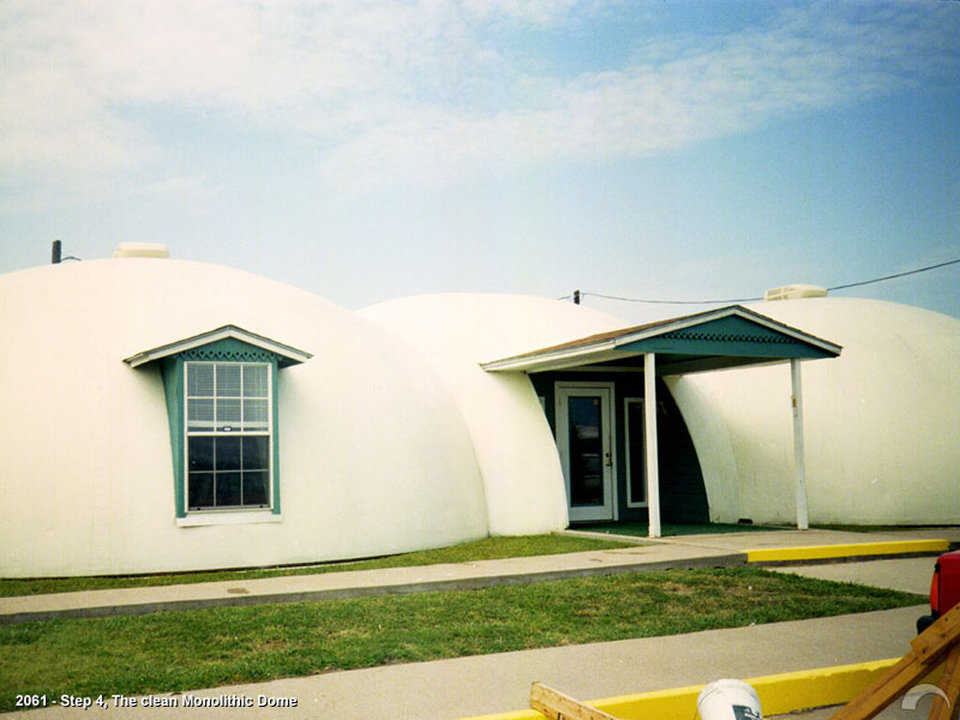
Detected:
[
  {"left": 113, "top": 242, "right": 170, "bottom": 259},
  {"left": 764, "top": 284, "right": 828, "bottom": 301}
]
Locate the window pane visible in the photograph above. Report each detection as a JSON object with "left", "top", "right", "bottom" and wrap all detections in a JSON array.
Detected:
[
  {"left": 627, "top": 402, "right": 646, "bottom": 504},
  {"left": 243, "top": 399, "right": 268, "bottom": 429},
  {"left": 216, "top": 472, "right": 242, "bottom": 506},
  {"left": 243, "top": 471, "right": 269, "bottom": 506},
  {"left": 188, "top": 364, "right": 214, "bottom": 397},
  {"left": 216, "top": 365, "right": 241, "bottom": 397},
  {"left": 243, "top": 364, "right": 269, "bottom": 397},
  {"left": 216, "top": 436, "right": 242, "bottom": 470},
  {"left": 187, "top": 399, "right": 214, "bottom": 429},
  {"left": 216, "top": 398, "right": 241, "bottom": 429},
  {"left": 188, "top": 473, "right": 214, "bottom": 508},
  {"left": 188, "top": 436, "right": 214, "bottom": 471},
  {"left": 242, "top": 436, "right": 269, "bottom": 470},
  {"left": 183, "top": 361, "right": 275, "bottom": 512},
  {"left": 568, "top": 396, "right": 603, "bottom": 506}
]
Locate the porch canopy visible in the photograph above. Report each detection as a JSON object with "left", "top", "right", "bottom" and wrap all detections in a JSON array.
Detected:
[{"left": 481, "top": 305, "right": 841, "bottom": 537}]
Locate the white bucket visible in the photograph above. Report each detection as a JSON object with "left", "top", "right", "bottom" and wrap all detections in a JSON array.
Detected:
[{"left": 697, "top": 679, "right": 764, "bottom": 720}]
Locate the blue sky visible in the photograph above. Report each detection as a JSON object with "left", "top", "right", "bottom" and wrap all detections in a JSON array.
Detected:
[{"left": 1, "top": 0, "right": 958, "bottom": 322}]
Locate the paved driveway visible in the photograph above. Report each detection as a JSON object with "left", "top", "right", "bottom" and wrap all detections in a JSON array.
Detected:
[{"left": 768, "top": 556, "right": 937, "bottom": 595}]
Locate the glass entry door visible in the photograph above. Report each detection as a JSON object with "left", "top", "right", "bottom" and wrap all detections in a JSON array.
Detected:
[{"left": 556, "top": 383, "right": 615, "bottom": 522}]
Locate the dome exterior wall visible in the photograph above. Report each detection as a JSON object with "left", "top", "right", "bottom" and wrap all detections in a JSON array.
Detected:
[
  {"left": 669, "top": 298, "right": 960, "bottom": 525},
  {"left": 360, "top": 294, "right": 627, "bottom": 536},
  {"left": 0, "top": 260, "right": 487, "bottom": 577}
]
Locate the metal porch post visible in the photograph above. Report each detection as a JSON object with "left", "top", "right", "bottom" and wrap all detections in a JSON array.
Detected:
[
  {"left": 791, "top": 358, "right": 809, "bottom": 530},
  {"left": 645, "top": 352, "right": 661, "bottom": 538}
]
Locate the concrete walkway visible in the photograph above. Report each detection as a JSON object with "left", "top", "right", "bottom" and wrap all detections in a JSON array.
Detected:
[
  {"left": 3, "top": 528, "right": 956, "bottom": 719},
  {"left": 4, "top": 604, "right": 928, "bottom": 719},
  {"left": 768, "top": 556, "right": 940, "bottom": 595},
  {"left": 5, "top": 527, "right": 956, "bottom": 624},
  {"left": 0, "top": 542, "right": 742, "bottom": 624},
  {"left": 569, "top": 526, "right": 960, "bottom": 553}
]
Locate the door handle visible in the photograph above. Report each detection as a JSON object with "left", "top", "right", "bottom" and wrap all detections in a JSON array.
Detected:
[{"left": 604, "top": 452, "right": 613, "bottom": 468}]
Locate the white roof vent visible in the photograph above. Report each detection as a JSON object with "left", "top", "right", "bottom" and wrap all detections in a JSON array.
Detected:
[
  {"left": 113, "top": 242, "right": 169, "bottom": 259},
  {"left": 764, "top": 284, "right": 828, "bottom": 301}
]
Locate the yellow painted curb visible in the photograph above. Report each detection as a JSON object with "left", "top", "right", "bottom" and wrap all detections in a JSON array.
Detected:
[
  {"left": 459, "top": 658, "right": 906, "bottom": 720},
  {"left": 744, "top": 539, "right": 948, "bottom": 563}
]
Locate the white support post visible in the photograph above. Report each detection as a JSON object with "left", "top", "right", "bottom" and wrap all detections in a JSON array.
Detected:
[
  {"left": 791, "top": 358, "right": 809, "bottom": 531},
  {"left": 645, "top": 352, "right": 661, "bottom": 538}
]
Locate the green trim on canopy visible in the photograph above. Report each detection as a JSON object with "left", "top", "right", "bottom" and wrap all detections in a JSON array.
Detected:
[
  {"left": 619, "top": 315, "right": 837, "bottom": 360},
  {"left": 481, "top": 305, "right": 841, "bottom": 374}
]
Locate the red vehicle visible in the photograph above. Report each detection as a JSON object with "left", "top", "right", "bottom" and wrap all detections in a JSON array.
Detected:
[{"left": 918, "top": 549, "right": 960, "bottom": 634}]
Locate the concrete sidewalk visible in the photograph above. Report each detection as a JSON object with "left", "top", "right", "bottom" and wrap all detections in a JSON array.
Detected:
[
  {"left": 3, "top": 529, "right": 954, "bottom": 719},
  {"left": 4, "top": 527, "right": 957, "bottom": 624},
  {"left": 5, "top": 605, "right": 927, "bottom": 719},
  {"left": 0, "top": 542, "right": 742, "bottom": 624},
  {"left": 568, "top": 527, "right": 960, "bottom": 554}
]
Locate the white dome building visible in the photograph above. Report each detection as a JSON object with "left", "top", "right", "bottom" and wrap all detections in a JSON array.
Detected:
[
  {"left": 360, "top": 293, "right": 629, "bottom": 536},
  {"left": 1, "top": 247, "right": 956, "bottom": 578},
  {"left": 0, "top": 255, "right": 488, "bottom": 577},
  {"left": 670, "top": 296, "right": 960, "bottom": 526},
  {"left": 362, "top": 293, "right": 841, "bottom": 534},
  {"left": 365, "top": 290, "right": 959, "bottom": 533}
]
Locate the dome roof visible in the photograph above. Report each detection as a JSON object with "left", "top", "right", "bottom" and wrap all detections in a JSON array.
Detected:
[
  {"left": 362, "top": 292, "right": 629, "bottom": 362},
  {"left": 0, "top": 260, "right": 487, "bottom": 576},
  {"left": 361, "top": 293, "right": 628, "bottom": 535},
  {"left": 670, "top": 297, "right": 960, "bottom": 525}
]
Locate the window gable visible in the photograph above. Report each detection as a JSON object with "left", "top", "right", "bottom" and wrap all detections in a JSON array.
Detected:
[
  {"left": 128, "top": 326, "right": 308, "bottom": 523},
  {"left": 179, "top": 337, "right": 278, "bottom": 365}
]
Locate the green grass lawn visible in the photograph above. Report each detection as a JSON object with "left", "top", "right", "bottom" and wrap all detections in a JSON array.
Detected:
[
  {"left": 0, "top": 568, "right": 923, "bottom": 712},
  {"left": 0, "top": 534, "right": 639, "bottom": 598}
]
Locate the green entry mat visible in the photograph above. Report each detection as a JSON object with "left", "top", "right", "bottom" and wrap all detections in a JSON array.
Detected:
[{"left": 574, "top": 522, "right": 783, "bottom": 537}]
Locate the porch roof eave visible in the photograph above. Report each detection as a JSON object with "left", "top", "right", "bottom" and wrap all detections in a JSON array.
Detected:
[{"left": 479, "top": 304, "right": 841, "bottom": 375}]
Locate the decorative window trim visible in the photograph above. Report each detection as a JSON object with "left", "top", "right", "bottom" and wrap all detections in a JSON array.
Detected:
[
  {"left": 162, "top": 345, "right": 282, "bottom": 519},
  {"left": 124, "top": 325, "right": 311, "bottom": 368},
  {"left": 126, "top": 327, "right": 310, "bottom": 525}
]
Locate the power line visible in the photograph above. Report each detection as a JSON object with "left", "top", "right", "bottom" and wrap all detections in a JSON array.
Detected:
[
  {"left": 582, "top": 291, "right": 762, "bottom": 305},
  {"left": 826, "top": 257, "right": 960, "bottom": 292},
  {"left": 567, "top": 257, "right": 960, "bottom": 305}
]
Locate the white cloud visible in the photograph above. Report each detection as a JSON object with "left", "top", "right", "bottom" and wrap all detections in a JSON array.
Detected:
[
  {"left": 1, "top": 1, "right": 957, "bottom": 193},
  {"left": 459, "top": 0, "right": 586, "bottom": 26},
  {"left": 319, "top": 3, "right": 960, "bottom": 189}
]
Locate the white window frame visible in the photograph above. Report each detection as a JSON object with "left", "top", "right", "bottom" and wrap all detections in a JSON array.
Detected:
[
  {"left": 624, "top": 396, "right": 648, "bottom": 508},
  {"left": 183, "top": 361, "right": 274, "bottom": 514}
]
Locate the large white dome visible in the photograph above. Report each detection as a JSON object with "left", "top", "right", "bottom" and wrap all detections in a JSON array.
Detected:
[
  {"left": 361, "top": 293, "right": 627, "bottom": 535},
  {"left": 669, "top": 297, "right": 960, "bottom": 525},
  {"left": 4, "top": 258, "right": 954, "bottom": 579},
  {"left": 0, "top": 259, "right": 487, "bottom": 577}
]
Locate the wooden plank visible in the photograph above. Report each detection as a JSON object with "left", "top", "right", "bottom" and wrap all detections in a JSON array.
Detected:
[
  {"left": 928, "top": 645, "right": 960, "bottom": 720},
  {"left": 829, "top": 652, "right": 939, "bottom": 720},
  {"left": 530, "top": 682, "right": 621, "bottom": 720},
  {"left": 830, "top": 605, "right": 960, "bottom": 720},
  {"left": 914, "top": 605, "right": 960, "bottom": 659}
]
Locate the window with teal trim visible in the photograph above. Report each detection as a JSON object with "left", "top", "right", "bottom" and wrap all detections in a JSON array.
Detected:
[{"left": 185, "top": 362, "right": 273, "bottom": 511}]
